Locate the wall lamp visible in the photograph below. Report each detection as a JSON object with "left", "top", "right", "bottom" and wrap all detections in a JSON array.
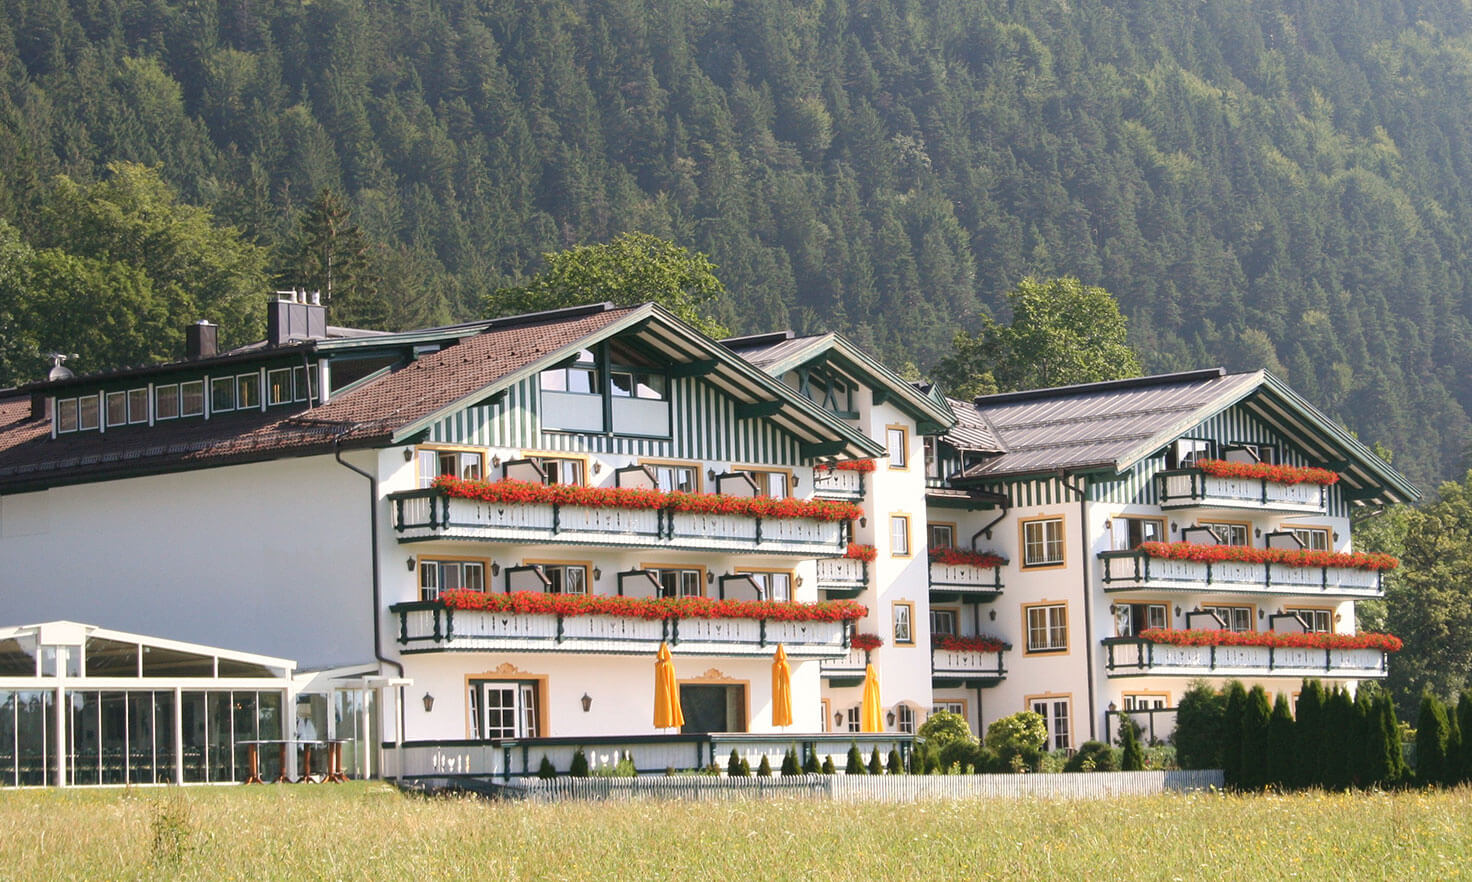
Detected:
[
  {"left": 886, "top": 710, "right": 896, "bottom": 727},
  {"left": 406, "top": 556, "right": 417, "bottom": 572},
  {"left": 422, "top": 692, "right": 435, "bottom": 713},
  {"left": 581, "top": 693, "right": 593, "bottom": 713}
]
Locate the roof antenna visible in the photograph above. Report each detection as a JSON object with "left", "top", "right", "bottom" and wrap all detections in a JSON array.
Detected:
[{"left": 46, "top": 353, "right": 76, "bottom": 382}]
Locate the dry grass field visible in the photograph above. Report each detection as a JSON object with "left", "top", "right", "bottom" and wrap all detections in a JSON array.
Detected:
[{"left": 1, "top": 782, "right": 1469, "bottom": 880}]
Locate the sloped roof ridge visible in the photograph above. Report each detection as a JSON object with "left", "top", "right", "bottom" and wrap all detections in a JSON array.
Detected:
[{"left": 973, "top": 367, "right": 1229, "bottom": 407}]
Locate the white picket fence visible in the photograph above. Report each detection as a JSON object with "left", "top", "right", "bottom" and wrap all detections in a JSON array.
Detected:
[{"left": 514, "top": 770, "right": 1223, "bottom": 802}]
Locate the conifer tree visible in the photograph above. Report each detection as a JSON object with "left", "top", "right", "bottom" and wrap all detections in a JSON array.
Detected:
[
  {"left": 887, "top": 748, "right": 904, "bottom": 775},
  {"left": 570, "top": 748, "right": 590, "bottom": 778},
  {"left": 780, "top": 748, "right": 800, "bottom": 777},
  {"left": 1267, "top": 693, "right": 1296, "bottom": 789},
  {"left": 1294, "top": 680, "right": 1327, "bottom": 788},
  {"left": 1119, "top": 717, "right": 1146, "bottom": 772},
  {"left": 1377, "top": 692, "right": 1408, "bottom": 785},
  {"left": 821, "top": 756, "right": 836, "bottom": 775},
  {"left": 756, "top": 755, "right": 773, "bottom": 777},
  {"left": 868, "top": 747, "right": 883, "bottom": 775},
  {"left": 1322, "top": 687, "right": 1357, "bottom": 790},
  {"left": 727, "top": 748, "right": 747, "bottom": 778},
  {"left": 1240, "top": 686, "right": 1273, "bottom": 789},
  {"left": 1457, "top": 691, "right": 1472, "bottom": 783},
  {"left": 802, "top": 751, "right": 820, "bottom": 774},
  {"left": 1416, "top": 691, "right": 1451, "bottom": 786},
  {"left": 1221, "top": 681, "right": 1248, "bottom": 788},
  {"left": 845, "top": 744, "right": 866, "bottom": 775}
]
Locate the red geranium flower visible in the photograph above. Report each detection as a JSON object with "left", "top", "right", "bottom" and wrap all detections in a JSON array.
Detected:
[
  {"left": 928, "top": 546, "right": 1008, "bottom": 568},
  {"left": 1194, "top": 458, "right": 1340, "bottom": 487},
  {"left": 844, "top": 543, "right": 878, "bottom": 562},
  {"left": 1135, "top": 628, "right": 1402, "bottom": 652},
  {"left": 432, "top": 476, "right": 863, "bottom": 522},
  {"left": 436, "top": 589, "right": 868, "bottom": 623},
  {"left": 1136, "top": 541, "right": 1398, "bottom": 571},
  {"left": 933, "top": 634, "right": 1009, "bottom": 653},
  {"left": 850, "top": 633, "right": 884, "bottom": 651}
]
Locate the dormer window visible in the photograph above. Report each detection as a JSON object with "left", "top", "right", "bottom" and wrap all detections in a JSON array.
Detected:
[
  {"left": 105, "top": 392, "right": 127, "bottom": 427},
  {"left": 77, "top": 395, "right": 100, "bottom": 431},
  {"left": 539, "top": 343, "right": 671, "bottom": 437},
  {"left": 540, "top": 350, "right": 599, "bottom": 394},
  {"left": 211, "top": 377, "right": 235, "bottom": 412},
  {"left": 1166, "top": 438, "right": 1213, "bottom": 469}
]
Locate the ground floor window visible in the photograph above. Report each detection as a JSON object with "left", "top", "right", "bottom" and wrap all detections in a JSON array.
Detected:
[
  {"left": 895, "top": 704, "right": 915, "bottom": 734},
  {"left": 1029, "top": 696, "right": 1071, "bottom": 752},
  {"left": 468, "top": 681, "right": 539, "bottom": 740},
  {"left": 679, "top": 683, "right": 746, "bottom": 735}
]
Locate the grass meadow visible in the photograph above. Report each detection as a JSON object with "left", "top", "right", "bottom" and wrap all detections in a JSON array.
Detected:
[{"left": 2, "top": 782, "right": 1470, "bottom": 880}]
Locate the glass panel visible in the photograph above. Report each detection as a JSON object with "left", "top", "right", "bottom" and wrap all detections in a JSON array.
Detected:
[
  {"left": 180, "top": 381, "right": 204, "bottom": 417},
  {"left": 0, "top": 692, "right": 13, "bottom": 786},
  {"left": 154, "top": 385, "right": 179, "bottom": 420},
  {"left": 890, "top": 517, "right": 909, "bottom": 554},
  {"left": 887, "top": 428, "right": 906, "bottom": 467},
  {"left": 237, "top": 374, "right": 260, "bottom": 409},
  {"left": 16, "top": 691, "right": 50, "bottom": 786},
  {"left": 258, "top": 691, "right": 283, "bottom": 782},
  {"left": 268, "top": 369, "right": 293, "bottom": 405},
  {"left": 218, "top": 657, "right": 275, "bottom": 678},
  {"left": 293, "top": 366, "right": 309, "bottom": 401},
  {"left": 142, "top": 645, "right": 214, "bottom": 677},
  {"left": 106, "top": 391, "right": 127, "bottom": 427},
  {"left": 419, "top": 563, "right": 439, "bottom": 601},
  {"left": 154, "top": 691, "right": 175, "bottom": 784},
  {"left": 180, "top": 691, "right": 207, "bottom": 783},
  {"left": 57, "top": 398, "right": 79, "bottom": 432},
  {"left": 457, "top": 452, "right": 481, "bottom": 481},
  {"left": 232, "top": 691, "right": 258, "bottom": 782},
  {"left": 464, "top": 563, "right": 485, "bottom": 592},
  {"left": 211, "top": 377, "right": 235, "bottom": 412},
  {"left": 78, "top": 395, "right": 100, "bottom": 430},
  {"left": 0, "top": 637, "right": 37, "bottom": 676},
  {"left": 127, "top": 388, "right": 149, "bottom": 423},
  {"left": 610, "top": 372, "right": 634, "bottom": 397},
  {"left": 69, "top": 690, "right": 100, "bottom": 786},
  {"left": 208, "top": 691, "right": 233, "bottom": 782},
  {"left": 85, "top": 638, "right": 139, "bottom": 677},
  {"left": 99, "top": 691, "right": 127, "bottom": 784}
]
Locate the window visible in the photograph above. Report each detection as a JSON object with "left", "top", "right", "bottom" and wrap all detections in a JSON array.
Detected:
[
  {"left": 1025, "top": 603, "right": 1068, "bottom": 654},
  {"left": 540, "top": 350, "right": 599, "bottom": 394},
  {"left": 180, "top": 381, "right": 204, "bottom": 417},
  {"left": 293, "top": 365, "right": 312, "bottom": 402},
  {"left": 267, "top": 369, "right": 293, "bottom": 405},
  {"left": 524, "top": 455, "right": 586, "bottom": 486},
  {"left": 1286, "top": 607, "right": 1332, "bottom": 633},
  {"left": 236, "top": 373, "right": 260, "bottom": 409},
  {"left": 77, "top": 395, "right": 100, "bottom": 431},
  {"left": 646, "top": 566, "right": 704, "bottom": 598},
  {"left": 534, "top": 563, "right": 589, "bottom": 595},
  {"left": 211, "top": 376, "right": 235, "bottom": 412},
  {"left": 642, "top": 460, "right": 699, "bottom": 492},
  {"left": 1114, "top": 602, "right": 1167, "bottom": 637},
  {"left": 1199, "top": 520, "right": 1250, "bottom": 547},
  {"left": 895, "top": 704, "right": 915, "bottom": 734},
  {"left": 927, "top": 522, "right": 956, "bottom": 549},
  {"left": 886, "top": 426, "right": 909, "bottom": 469},
  {"left": 56, "top": 398, "right": 79, "bottom": 433},
  {"left": 1224, "top": 442, "right": 1277, "bottom": 464},
  {"left": 1029, "top": 696, "right": 1072, "bottom": 751},
  {"left": 890, "top": 515, "right": 911, "bottom": 556},
  {"left": 610, "top": 369, "right": 667, "bottom": 400},
  {"left": 932, "top": 701, "right": 966, "bottom": 718},
  {"left": 846, "top": 706, "right": 861, "bottom": 733},
  {"left": 1291, "top": 527, "right": 1330, "bottom": 551},
  {"left": 738, "top": 570, "right": 792, "bottom": 602},
  {"left": 930, "top": 608, "right": 957, "bottom": 637},
  {"left": 1021, "top": 517, "right": 1065, "bottom": 568},
  {"left": 105, "top": 391, "right": 127, "bottom": 427},
  {"left": 468, "top": 681, "right": 539, "bottom": 739},
  {"left": 893, "top": 601, "right": 914, "bottom": 645},
  {"left": 127, "top": 388, "right": 149, "bottom": 424},
  {"left": 418, "top": 559, "right": 486, "bottom": 601},
  {"left": 1123, "top": 693, "right": 1168, "bottom": 711},
  {"left": 1114, "top": 516, "right": 1164, "bottom": 551},
  {"left": 739, "top": 468, "right": 790, "bottom": 498},
  {"left": 924, "top": 436, "right": 942, "bottom": 480},
  {"left": 1201, "top": 605, "right": 1253, "bottom": 632},
  {"left": 1167, "top": 438, "right": 1213, "bottom": 469},
  {"left": 417, "top": 448, "right": 485, "bottom": 488}
]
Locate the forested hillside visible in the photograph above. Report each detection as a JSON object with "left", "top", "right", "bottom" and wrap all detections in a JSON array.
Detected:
[{"left": 1, "top": 0, "right": 1470, "bottom": 486}]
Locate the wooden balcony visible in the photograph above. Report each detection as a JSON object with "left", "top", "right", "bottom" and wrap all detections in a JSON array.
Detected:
[
  {"left": 931, "top": 647, "right": 1007, "bottom": 688},
  {"left": 819, "top": 648, "right": 868, "bottom": 685},
  {"left": 1155, "top": 468, "right": 1327, "bottom": 514},
  {"left": 389, "top": 601, "right": 851, "bottom": 658},
  {"left": 1099, "top": 551, "right": 1384, "bottom": 599},
  {"left": 928, "top": 561, "right": 1004, "bottom": 603},
  {"left": 1102, "top": 638, "right": 1389, "bottom": 679},
  {"left": 390, "top": 489, "right": 849, "bottom": 557},
  {"left": 811, "top": 468, "right": 864, "bottom": 501},
  {"left": 816, "top": 557, "right": 867, "bottom": 598}
]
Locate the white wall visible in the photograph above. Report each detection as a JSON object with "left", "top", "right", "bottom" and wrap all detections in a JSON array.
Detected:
[{"left": 0, "top": 455, "right": 375, "bottom": 667}]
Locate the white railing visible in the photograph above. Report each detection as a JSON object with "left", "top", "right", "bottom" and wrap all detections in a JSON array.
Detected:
[
  {"left": 1157, "top": 469, "right": 1327, "bottom": 513},
  {"left": 391, "top": 491, "right": 848, "bottom": 556},
  {"left": 1100, "top": 552, "right": 1383, "bottom": 598},
  {"left": 931, "top": 648, "right": 1006, "bottom": 681},
  {"left": 928, "top": 562, "right": 1004, "bottom": 596},
  {"left": 820, "top": 648, "right": 868, "bottom": 678},
  {"left": 392, "top": 603, "right": 850, "bottom": 658},
  {"left": 1103, "top": 639, "right": 1388, "bottom": 678},
  {"left": 812, "top": 469, "right": 863, "bottom": 499},
  {"left": 817, "top": 557, "right": 866, "bottom": 590}
]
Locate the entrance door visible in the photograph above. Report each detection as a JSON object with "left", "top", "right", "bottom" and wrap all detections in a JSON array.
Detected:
[{"left": 678, "top": 684, "right": 746, "bottom": 734}]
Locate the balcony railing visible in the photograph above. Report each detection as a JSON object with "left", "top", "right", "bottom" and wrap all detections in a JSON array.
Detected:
[
  {"left": 1155, "top": 468, "right": 1327, "bottom": 514},
  {"left": 390, "top": 601, "right": 851, "bottom": 658},
  {"left": 820, "top": 648, "right": 868, "bottom": 681},
  {"left": 1099, "top": 550, "right": 1384, "bottom": 598},
  {"left": 390, "top": 489, "right": 849, "bottom": 557},
  {"left": 928, "top": 562, "right": 1004, "bottom": 602},
  {"left": 931, "top": 647, "right": 1007, "bottom": 687},
  {"left": 816, "top": 557, "right": 867, "bottom": 598},
  {"left": 812, "top": 469, "right": 864, "bottom": 500},
  {"left": 1102, "top": 638, "right": 1389, "bottom": 679}
]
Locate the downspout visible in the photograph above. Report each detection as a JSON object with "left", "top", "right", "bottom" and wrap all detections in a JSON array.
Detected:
[
  {"left": 334, "top": 439, "right": 407, "bottom": 756},
  {"left": 970, "top": 502, "right": 1009, "bottom": 551},
  {"left": 1056, "top": 470, "right": 1097, "bottom": 742}
]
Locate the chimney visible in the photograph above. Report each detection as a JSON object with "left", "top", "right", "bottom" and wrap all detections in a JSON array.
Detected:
[
  {"left": 267, "top": 289, "right": 328, "bottom": 347},
  {"left": 186, "top": 320, "right": 218, "bottom": 360}
]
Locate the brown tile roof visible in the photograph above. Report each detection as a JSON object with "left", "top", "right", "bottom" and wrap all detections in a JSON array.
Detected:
[{"left": 0, "top": 306, "right": 637, "bottom": 490}]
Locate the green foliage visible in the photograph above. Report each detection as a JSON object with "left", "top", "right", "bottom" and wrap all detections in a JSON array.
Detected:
[
  {"left": 1220, "top": 682, "right": 1248, "bottom": 788},
  {"left": 984, "top": 711, "right": 1048, "bottom": 755},
  {"left": 1173, "top": 681, "right": 1226, "bottom": 770},
  {"left": 820, "top": 755, "right": 835, "bottom": 775},
  {"left": 1267, "top": 694, "right": 1296, "bottom": 789},
  {"left": 1294, "top": 680, "right": 1327, "bottom": 789},
  {"left": 780, "top": 748, "right": 800, "bottom": 777},
  {"left": 867, "top": 747, "right": 883, "bottom": 775},
  {"left": 1120, "top": 719, "right": 1146, "bottom": 773},
  {"left": 934, "top": 277, "right": 1142, "bottom": 395},
  {"left": 802, "top": 751, "right": 820, "bottom": 775},
  {"left": 275, "top": 188, "right": 389, "bottom": 330},
  {"left": 488, "top": 233, "right": 728, "bottom": 338},
  {"left": 756, "top": 755, "right": 773, "bottom": 778},
  {"left": 1064, "top": 741, "right": 1119, "bottom": 773},
  {"left": 1458, "top": 691, "right": 1472, "bottom": 783},
  {"left": 887, "top": 749, "right": 903, "bottom": 775},
  {"left": 1416, "top": 691, "right": 1452, "bottom": 786},
  {"left": 845, "top": 745, "right": 865, "bottom": 775},
  {"left": 569, "top": 749, "right": 589, "bottom": 778},
  {"left": 916, "top": 711, "right": 974, "bottom": 749},
  {"left": 536, "top": 755, "right": 557, "bottom": 780},
  {"left": 727, "top": 749, "right": 749, "bottom": 778},
  {"left": 1239, "top": 686, "right": 1273, "bottom": 789}
]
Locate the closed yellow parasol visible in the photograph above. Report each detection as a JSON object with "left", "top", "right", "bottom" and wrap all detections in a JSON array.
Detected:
[
  {"left": 653, "top": 642, "right": 684, "bottom": 730},
  {"left": 860, "top": 662, "right": 883, "bottom": 732},
  {"left": 771, "top": 644, "right": 793, "bottom": 727}
]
